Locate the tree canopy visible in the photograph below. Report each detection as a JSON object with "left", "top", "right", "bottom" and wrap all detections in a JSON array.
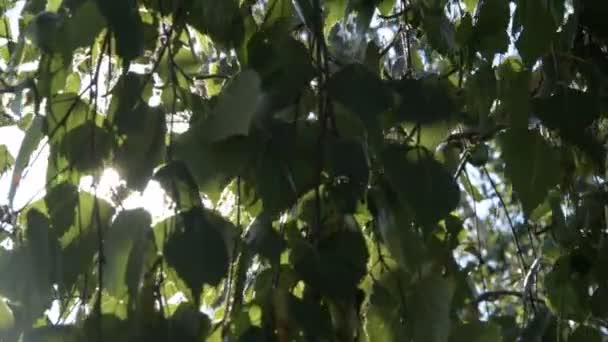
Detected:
[{"left": 0, "top": 0, "right": 607, "bottom": 341}]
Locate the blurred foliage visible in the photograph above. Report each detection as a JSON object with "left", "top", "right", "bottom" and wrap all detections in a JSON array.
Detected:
[{"left": 0, "top": 0, "right": 607, "bottom": 341}]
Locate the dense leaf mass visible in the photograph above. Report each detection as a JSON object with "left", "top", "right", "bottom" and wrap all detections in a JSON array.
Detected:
[{"left": 0, "top": 0, "right": 607, "bottom": 340}]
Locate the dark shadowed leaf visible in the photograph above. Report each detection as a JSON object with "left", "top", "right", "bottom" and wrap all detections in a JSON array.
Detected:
[
  {"left": 544, "top": 256, "right": 591, "bottom": 320},
  {"left": 328, "top": 63, "right": 392, "bottom": 128},
  {"left": 245, "top": 214, "right": 286, "bottom": 264},
  {"left": 473, "top": 0, "right": 510, "bottom": 58},
  {"left": 423, "top": 13, "right": 456, "bottom": 54},
  {"left": 497, "top": 58, "right": 530, "bottom": 131},
  {"left": 186, "top": 0, "right": 244, "bottom": 47},
  {"left": 169, "top": 303, "right": 211, "bottom": 341},
  {"left": 45, "top": 182, "right": 79, "bottom": 236},
  {"left": 154, "top": 161, "right": 202, "bottom": 211},
  {"left": 570, "top": 326, "right": 602, "bottom": 342},
  {"left": 58, "top": 192, "right": 115, "bottom": 292},
  {"left": 382, "top": 146, "right": 460, "bottom": 226},
  {"left": 248, "top": 31, "right": 314, "bottom": 108},
  {"left": 58, "top": 0, "right": 106, "bottom": 59},
  {"left": 498, "top": 129, "right": 561, "bottom": 216},
  {"left": 515, "top": 0, "right": 562, "bottom": 65},
  {"left": 326, "top": 138, "right": 369, "bottom": 213},
  {"left": 59, "top": 122, "right": 112, "bottom": 173},
  {"left": 95, "top": 0, "right": 144, "bottom": 64},
  {"left": 113, "top": 104, "right": 166, "bottom": 190},
  {"left": 392, "top": 76, "right": 456, "bottom": 124},
  {"left": 533, "top": 89, "right": 604, "bottom": 167},
  {"left": 164, "top": 207, "right": 230, "bottom": 298},
  {"left": 26, "top": 325, "right": 80, "bottom": 342},
  {"left": 175, "top": 135, "right": 254, "bottom": 202},
  {"left": 25, "top": 208, "right": 60, "bottom": 308},
  {"left": 288, "top": 224, "right": 369, "bottom": 300},
  {"left": 450, "top": 321, "right": 502, "bottom": 342}
]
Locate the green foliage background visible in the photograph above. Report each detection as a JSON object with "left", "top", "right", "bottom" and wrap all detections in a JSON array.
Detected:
[{"left": 0, "top": 0, "right": 607, "bottom": 341}]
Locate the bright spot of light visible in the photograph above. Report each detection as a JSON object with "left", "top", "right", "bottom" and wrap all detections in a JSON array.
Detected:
[
  {"left": 123, "top": 180, "right": 173, "bottom": 223},
  {"left": 79, "top": 168, "right": 172, "bottom": 223}
]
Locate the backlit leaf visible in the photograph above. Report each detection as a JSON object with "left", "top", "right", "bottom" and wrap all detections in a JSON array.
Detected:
[
  {"left": 0, "top": 144, "right": 14, "bottom": 175},
  {"left": 104, "top": 209, "right": 152, "bottom": 298}
]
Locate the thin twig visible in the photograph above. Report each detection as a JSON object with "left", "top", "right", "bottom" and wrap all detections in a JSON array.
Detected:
[{"left": 482, "top": 166, "right": 529, "bottom": 274}]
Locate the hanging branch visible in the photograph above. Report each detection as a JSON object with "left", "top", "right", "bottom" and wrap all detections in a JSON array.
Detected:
[
  {"left": 463, "top": 168, "right": 488, "bottom": 291},
  {"left": 482, "top": 166, "right": 529, "bottom": 274},
  {"left": 91, "top": 33, "right": 110, "bottom": 342},
  {"left": 401, "top": 0, "right": 413, "bottom": 76},
  {"left": 312, "top": 0, "right": 330, "bottom": 242}
]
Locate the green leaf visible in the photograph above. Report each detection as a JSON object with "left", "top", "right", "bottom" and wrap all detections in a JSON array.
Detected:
[
  {"left": 498, "top": 129, "right": 561, "bottom": 216},
  {"left": 164, "top": 207, "right": 231, "bottom": 298},
  {"left": 46, "top": 93, "right": 90, "bottom": 142},
  {"left": 9, "top": 115, "right": 44, "bottom": 207},
  {"left": 189, "top": 70, "right": 262, "bottom": 143},
  {"left": 378, "top": 0, "right": 397, "bottom": 15},
  {"left": 58, "top": 192, "right": 115, "bottom": 292},
  {"left": 450, "top": 321, "right": 502, "bottom": 342},
  {"left": 0, "top": 144, "right": 14, "bottom": 175},
  {"left": 95, "top": 0, "right": 144, "bottom": 64},
  {"left": 173, "top": 47, "right": 201, "bottom": 75},
  {"left": 60, "top": 121, "right": 112, "bottom": 173},
  {"left": 262, "top": 0, "right": 294, "bottom": 29},
  {"left": 38, "top": 54, "right": 70, "bottom": 97},
  {"left": 104, "top": 209, "right": 152, "bottom": 298},
  {"left": 392, "top": 76, "right": 456, "bottom": 124},
  {"left": 0, "top": 297, "right": 14, "bottom": 333},
  {"left": 365, "top": 279, "right": 408, "bottom": 342},
  {"left": 324, "top": 0, "right": 348, "bottom": 34},
  {"left": 382, "top": 146, "right": 460, "bottom": 226},
  {"left": 407, "top": 274, "right": 455, "bottom": 342},
  {"left": 473, "top": 0, "right": 510, "bottom": 58}
]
